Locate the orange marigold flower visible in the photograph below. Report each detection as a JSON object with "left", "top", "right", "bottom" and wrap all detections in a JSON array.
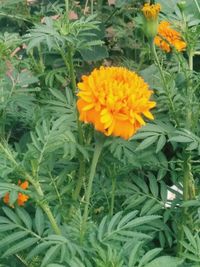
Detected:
[
  {"left": 154, "top": 21, "right": 186, "bottom": 52},
  {"left": 142, "top": 3, "right": 161, "bottom": 20},
  {"left": 77, "top": 67, "right": 156, "bottom": 140},
  {"left": 3, "top": 193, "right": 10, "bottom": 205},
  {"left": 18, "top": 180, "right": 29, "bottom": 190},
  {"left": 17, "top": 193, "right": 29, "bottom": 206},
  {"left": 3, "top": 180, "right": 29, "bottom": 207}
]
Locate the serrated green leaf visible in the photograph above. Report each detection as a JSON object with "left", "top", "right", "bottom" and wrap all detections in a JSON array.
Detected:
[
  {"left": 107, "top": 211, "right": 123, "bottom": 234},
  {"left": 148, "top": 174, "right": 158, "bottom": 197},
  {"left": 3, "top": 237, "right": 38, "bottom": 257},
  {"left": 156, "top": 135, "right": 166, "bottom": 153},
  {"left": 128, "top": 242, "right": 142, "bottom": 267},
  {"left": 181, "top": 200, "right": 200, "bottom": 207},
  {"left": 16, "top": 207, "right": 32, "bottom": 230},
  {"left": 0, "top": 224, "right": 17, "bottom": 232},
  {"left": 140, "top": 199, "right": 156, "bottom": 216},
  {"left": 0, "top": 231, "right": 28, "bottom": 250},
  {"left": 47, "top": 264, "right": 66, "bottom": 267},
  {"left": 144, "top": 256, "right": 183, "bottom": 267},
  {"left": 26, "top": 241, "right": 53, "bottom": 260},
  {"left": 147, "top": 203, "right": 162, "bottom": 215},
  {"left": 41, "top": 245, "right": 61, "bottom": 267},
  {"left": 117, "top": 211, "right": 138, "bottom": 229},
  {"left": 169, "top": 136, "right": 193, "bottom": 143},
  {"left": 136, "top": 135, "right": 158, "bottom": 151},
  {"left": 160, "top": 181, "right": 167, "bottom": 203},
  {"left": 35, "top": 207, "right": 45, "bottom": 236},
  {"left": 139, "top": 248, "right": 162, "bottom": 267},
  {"left": 49, "top": 88, "right": 66, "bottom": 103},
  {"left": 2, "top": 207, "right": 22, "bottom": 225},
  {"left": 124, "top": 215, "right": 161, "bottom": 229},
  {"left": 183, "top": 226, "right": 197, "bottom": 250},
  {"left": 186, "top": 142, "right": 198, "bottom": 151}
]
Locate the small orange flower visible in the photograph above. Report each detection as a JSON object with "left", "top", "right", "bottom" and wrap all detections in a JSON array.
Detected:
[
  {"left": 154, "top": 21, "right": 186, "bottom": 52},
  {"left": 3, "top": 180, "right": 29, "bottom": 207},
  {"left": 142, "top": 3, "right": 161, "bottom": 20},
  {"left": 77, "top": 67, "right": 156, "bottom": 140},
  {"left": 3, "top": 193, "right": 10, "bottom": 205},
  {"left": 17, "top": 193, "right": 29, "bottom": 206}
]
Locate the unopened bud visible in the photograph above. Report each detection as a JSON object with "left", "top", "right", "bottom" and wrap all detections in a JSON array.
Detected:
[
  {"left": 141, "top": 3, "right": 161, "bottom": 38},
  {"left": 177, "top": 1, "right": 186, "bottom": 12}
]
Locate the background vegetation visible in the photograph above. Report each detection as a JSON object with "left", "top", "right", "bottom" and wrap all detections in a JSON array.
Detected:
[{"left": 0, "top": 0, "right": 200, "bottom": 266}]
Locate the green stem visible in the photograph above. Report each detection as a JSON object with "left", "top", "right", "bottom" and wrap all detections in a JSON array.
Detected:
[
  {"left": 177, "top": 155, "right": 190, "bottom": 255},
  {"left": 73, "top": 159, "right": 85, "bottom": 201},
  {"left": 38, "top": 45, "right": 45, "bottom": 73},
  {"left": 40, "top": 202, "right": 61, "bottom": 235},
  {"left": 67, "top": 43, "right": 85, "bottom": 215},
  {"left": 188, "top": 50, "right": 194, "bottom": 72},
  {"left": 27, "top": 177, "right": 61, "bottom": 235},
  {"left": 150, "top": 40, "right": 179, "bottom": 126},
  {"left": 177, "top": 48, "right": 196, "bottom": 256},
  {"left": 68, "top": 47, "right": 77, "bottom": 95},
  {"left": 110, "top": 176, "right": 116, "bottom": 217},
  {"left": 193, "top": 0, "right": 200, "bottom": 13},
  {"left": 91, "top": 0, "right": 94, "bottom": 15},
  {"left": 81, "top": 136, "right": 104, "bottom": 239},
  {"left": 65, "top": 0, "right": 69, "bottom": 16},
  {"left": 177, "top": 154, "right": 195, "bottom": 255}
]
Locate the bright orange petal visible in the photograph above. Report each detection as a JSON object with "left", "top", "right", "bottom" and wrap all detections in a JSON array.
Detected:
[{"left": 76, "top": 66, "right": 156, "bottom": 139}]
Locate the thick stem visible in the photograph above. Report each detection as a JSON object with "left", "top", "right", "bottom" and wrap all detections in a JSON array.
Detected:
[
  {"left": 65, "top": 0, "right": 69, "bottom": 16},
  {"left": 81, "top": 136, "right": 104, "bottom": 239},
  {"left": 91, "top": 0, "right": 94, "bottom": 15},
  {"left": 40, "top": 202, "right": 61, "bottom": 235},
  {"left": 150, "top": 40, "right": 179, "bottom": 126}
]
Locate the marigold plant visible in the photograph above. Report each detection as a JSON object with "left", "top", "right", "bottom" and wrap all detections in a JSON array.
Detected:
[
  {"left": 3, "top": 180, "right": 29, "bottom": 206},
  {"left": 154, "top": 21, "right": 186, "bottom": 52},
  {"left": 77, "top": 66, "right": 156, "bottom": 139}
]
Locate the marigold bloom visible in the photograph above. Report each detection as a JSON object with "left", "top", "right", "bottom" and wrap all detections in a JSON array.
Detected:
[
  {"left": 3, "top": 180, "right": 29, "bottom": 207},
  {"left": 154, "top": 21, "right": 186, "bottom": 52},
  {"left": 142, "top": 3, "right": 161, "bottom": 20},
  {"left": 77, "top": 67, "right": 156, "bottom": 140},
  {"left": 3, "top": 193, "right": 10, "bottom": 205}
]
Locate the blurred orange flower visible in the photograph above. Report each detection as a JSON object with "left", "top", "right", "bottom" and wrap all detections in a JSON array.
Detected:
[
  {"left": 3, "top": 180, "right": 29, "bottom": 207},
  {"left": 142, "top": 3, "right": 161, "bottom": 20},
  {"left": 77, "top": 67, "right": 156, "bottom": 140},
  {"left": 154, "top": 21, "right": 186, "bottom": 52}
]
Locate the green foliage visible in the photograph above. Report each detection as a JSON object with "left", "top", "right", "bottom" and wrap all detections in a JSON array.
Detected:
[{"left": 0, "top": 0, "right": 199, "bottom": 266}]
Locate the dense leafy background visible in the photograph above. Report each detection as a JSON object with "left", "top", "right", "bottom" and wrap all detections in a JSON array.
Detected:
[{"left": 0, "top": 0, "right": 199, "bottom": 266}]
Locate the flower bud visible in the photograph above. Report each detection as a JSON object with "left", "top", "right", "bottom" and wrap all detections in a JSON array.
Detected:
[
  {"left": 141, "top": 3, "right": 161, "bottom": 39},
  {"left": 177, "top": 1, "right": 186, "bottom": 12}
]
